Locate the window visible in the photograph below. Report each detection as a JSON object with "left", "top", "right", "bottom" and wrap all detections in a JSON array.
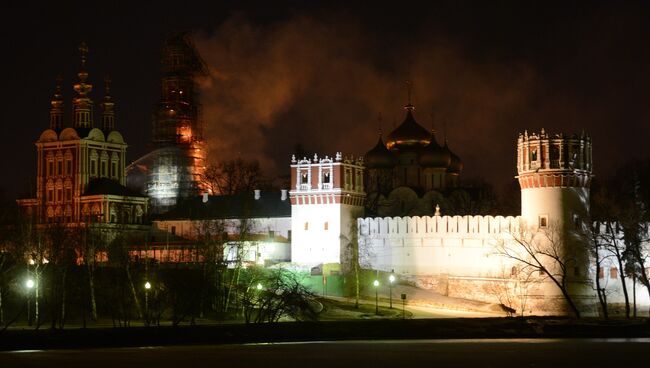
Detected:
[
  {"left": 56, "top": 189, "right": 62, "bottom": 202},
  {"left": 66, "top": 160, "right": 72, "bottom": 175},
  {"left": 268, "top": 230, "right": 275, "bottom": 239},
  {"left": 111, "top": 162, "right": 118, "bottom": 178},
  {"left": 47, "top": 161, "right": 54, "bottom": 176},
  {"left": 574, "top": 267, "right": 580, "bottom": 277},
  {"left": 610, "top": 267, "right": 618, "bottom": 279},
  {"left": 301, "top": 172, "right": 308, "bottom": 184},
  {"left": 539, "top": 215, "right": 548, "bottom": 228},
  {"left": 91, "top": 160, "right": 97, "bottom": 176},
  {"left": 598, "top": 266, "right": 604, "bottom": 279},
  {"left": 101, "top": 161, "right": 107, "bottom": 177},
  {"left": 47, "top": 189, "right": 54, "bottom": 203},
  {"left": 57, "top": 160, "right": 63, "bottom": 175},
  {"left": 171, "top": 226, "right": 176, "bottom": 235},
  {"left": 65, "top": 188, "right": 72, "bottom": 202},
  {"left": 323, "top": 171, "right": 330, "bottom": 184},
  {"left": 530, "top": 149, "right": 538, "bottom": 162},
  {"left": 304, "top": 222, "right": 309, "bottom": 231},
  {"left": 324, "top": 221, "right": 329, "bottom": 231},
  {"left": 511, "top": 266, "right": 518, "bottom": 277}
]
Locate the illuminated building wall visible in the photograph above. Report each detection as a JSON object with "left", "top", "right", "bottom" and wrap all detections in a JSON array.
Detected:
[
  {"left": 289, "top": 153, "right": 366, "bottom": 265},
  {"left": 18, "top": 43, "right": 148, "bottom": 228}
]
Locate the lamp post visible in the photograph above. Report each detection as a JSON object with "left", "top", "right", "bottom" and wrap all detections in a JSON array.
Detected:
[
  {"left": 373, "top": 279, "right": 380, "bottom": 315},
  {"left": 388, "top": 273, "right": 395, "bottom": 309},
  {"left": 26, "top": 278, "right": 34, "bottom": 326},
  {"left": 144, "top": 281, "right": 151, "bottom": 325}
]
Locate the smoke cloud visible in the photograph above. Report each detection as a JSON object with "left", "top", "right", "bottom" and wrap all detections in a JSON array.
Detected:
[{"left": 193, "top": 9, "right": 649, "bottom": 191}]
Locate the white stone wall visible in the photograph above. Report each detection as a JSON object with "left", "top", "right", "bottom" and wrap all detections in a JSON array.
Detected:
[
  {"left": 357, "top": 215, "right": 521, "bottom": 277},
  {"left": 291, "top": 204, "right": 352, "bottom": 265}
]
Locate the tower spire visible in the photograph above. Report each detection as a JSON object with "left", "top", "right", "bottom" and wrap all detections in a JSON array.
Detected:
[
  {"left": 405, "top": 80, "right": 414, "bottom": 111},
  {"left": 73, "top": 42, "right": 93, "bottom": 129},
  {"left": 49, "top": 76, "right": 64, "bottom": 131},
  {"left": 100, "top": 75, "right": 115, "bottom": 131}
]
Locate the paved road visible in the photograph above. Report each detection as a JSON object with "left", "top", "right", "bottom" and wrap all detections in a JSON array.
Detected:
[{"left": 2, "top": 339, "right": 648, "bottom": 368}]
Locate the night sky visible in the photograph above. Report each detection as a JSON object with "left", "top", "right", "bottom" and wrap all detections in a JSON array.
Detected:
[{"left": 4, "top": 1, "right": 650, "bottom": 199}]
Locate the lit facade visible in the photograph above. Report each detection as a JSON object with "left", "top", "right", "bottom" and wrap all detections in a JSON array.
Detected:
[{"left": 17, "top": 43, "right": 148, "bottom": 228}]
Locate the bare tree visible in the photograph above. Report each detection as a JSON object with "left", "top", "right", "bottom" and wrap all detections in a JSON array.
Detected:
[
  {"left": 203, "top": 158, "right": 263, "bottom": 195},
  {"left": 241, "top": 267, "right": 318, "bottom": 324},
  {"left": 496, "top": 225, "right": 585, "bottom": 318}
]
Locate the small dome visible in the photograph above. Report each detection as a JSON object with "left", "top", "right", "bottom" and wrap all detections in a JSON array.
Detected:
[
  {"left": 419, "top": 133, "right": 451, "bottom": 168},
  {"left": 365, "top": 135, "right": 397, "bottom": 169},
  {"left": 444, "top": 141, "right": 463, "bottom": 174},
  {"left": 385, "top": 106, "right": 431, "bottom": 151}
]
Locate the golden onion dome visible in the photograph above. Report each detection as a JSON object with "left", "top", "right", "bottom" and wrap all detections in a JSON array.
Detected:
[
  {"left": 419, "top": 132, "right": 451, "bottom": 168},
  {"left": 385, "top": 105, "right": 431, "bottom": 151},
  {"left": 444, "top": 141, "right": 463, "bottom": 174},
  {"left": 365, "top": 134, "right": 397, "bottom": 169}
]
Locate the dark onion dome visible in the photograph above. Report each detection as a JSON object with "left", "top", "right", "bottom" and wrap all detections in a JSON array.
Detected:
[
  {"left": 444, "top": 140, "right": 463, "bottom": 174},
  {"left": 365, "top": 135, "right": 397, "bottom": 169},
  {"left": 419, "top": 132, "right": 451, "bottom": 168},
  {"left": 385, "top": 105, "right": 431, "bottom": 151}
]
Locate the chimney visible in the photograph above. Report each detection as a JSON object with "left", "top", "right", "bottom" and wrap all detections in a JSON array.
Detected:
[
  {"left": 281, "top": 189, "right": 287, "bottom": 201},
  {"left": 254, "top": 189, "right": 261, "bottom": 200}
]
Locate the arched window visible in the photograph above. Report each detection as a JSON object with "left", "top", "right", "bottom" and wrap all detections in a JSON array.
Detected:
[{"left": 304, "top": 222, "right": 309, "bottom": 231}]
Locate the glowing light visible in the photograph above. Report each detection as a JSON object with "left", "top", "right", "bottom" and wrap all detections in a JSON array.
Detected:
[
  {"left": 28, "top": 259, "right": 35, "bottom": 265},
  {"left": 144, "top": 281, "right": 151, "bottom": 289},
  {"left": 373, "top": 280, "right": 379, "bottom": 287},
  {"left": 389, "top": 274, "right": 396, "bottom": 283},
  {"left": 256, "top": 283, "right": 263, "bottom": 290},
  {"left": 26, "top": 279, "right": 35, "bottom": 289}
]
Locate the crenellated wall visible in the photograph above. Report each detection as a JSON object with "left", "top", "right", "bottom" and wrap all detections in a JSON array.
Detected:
[{"left": 358, "top": 215, "right": 521, "bottom": 277}]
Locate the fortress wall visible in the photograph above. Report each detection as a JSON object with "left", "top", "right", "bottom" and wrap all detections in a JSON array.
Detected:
[{"left": 358, "top": 215, "right": 522, "bottom": 277}]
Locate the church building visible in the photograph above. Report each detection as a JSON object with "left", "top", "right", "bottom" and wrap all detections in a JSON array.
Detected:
[{"left": 17, "top": 43, "right": 148, "bottom": 228}]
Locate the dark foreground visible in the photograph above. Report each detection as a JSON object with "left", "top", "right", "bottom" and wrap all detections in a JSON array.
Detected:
[
  {"left": 1, "top": 318, "right": 649, "bottom": 351},
  {"left": 2, "top": 339, "right": 650, "bottom": 368}
]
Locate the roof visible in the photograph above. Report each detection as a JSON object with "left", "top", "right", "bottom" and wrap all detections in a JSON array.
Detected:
[
  {"left": 385, "top": 107, "right": 431, "bottom": 151},
  {"left": 155, "top": 191, "right": 291, "bottom": 220},
  {"left": 85, "top": 178, "right": 147, "bottom": 197}
]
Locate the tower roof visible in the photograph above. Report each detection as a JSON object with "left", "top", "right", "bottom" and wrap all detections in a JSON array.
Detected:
[
  {"left": 385, "top": 105, "right": 431, "bottom": 151},
  {"left": 419, "top": 132, "right": 451, "bottom": 168},
  {"left": 365, "top": 133, "right": 397, "bottom": 169}
]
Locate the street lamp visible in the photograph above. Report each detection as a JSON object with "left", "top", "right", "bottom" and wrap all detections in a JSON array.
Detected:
[
  {"left": 144, "top": 281, "right": 151, "bottom": 325},
  {"left": 388, "top": 273, "right": 396, "bottom": 309},
  {"left": 256, "top": 282, "right": 263, "bottom": 291},
  {"left": 26, "top": 278, "right": 34, "bottom": 326},
  {"left": 373, "top": 279, "right": 380, "bottom": 315}
]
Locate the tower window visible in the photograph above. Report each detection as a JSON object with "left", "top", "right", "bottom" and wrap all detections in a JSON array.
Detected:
[
  {"left": 66, "top": 160, "right": 72, "bottom": 175},
  {"left": 301, "top": 172, "right": 308, "bottom": 184},
  {"left": 101, "top": 162, "right": 107, "bottom": 177},
  {"left": 538, "top": 215, "right": 548, "bottom": 228},
  {"left": 323, "top": 171, "right": 330, "bottom": 184},
  {"left": 91, "top": 160, "right": 97, "bottom": 176},
  {"left": 324, "top": 222, "right": 328, "bottom": 231},
  {"left": 304, "top": 222, "right": 309, "bottom": 231},
  {"left": 530, "top": 149, "right": 538, "bottom": 162},
  {"left": 47, "top": 161, "right": 54, "bottom": 176},
  {"left": 57, "top": 160, "right": 63, "bottom": 175},
  {"left": 610, "top": 267, "right": 618, "bottom": 279},
  {"left": 171, "top": 226, "right": 176, "bottom": 235}
]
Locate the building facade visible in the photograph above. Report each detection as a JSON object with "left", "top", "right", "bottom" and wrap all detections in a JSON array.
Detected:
[{"left": 17, "top": 43, "right": 148, "bottom": 229}]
